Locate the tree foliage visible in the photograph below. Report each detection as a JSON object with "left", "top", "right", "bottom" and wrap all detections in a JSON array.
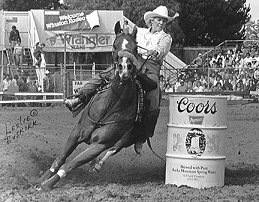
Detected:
[
  {"left": 2, "top": 0, "right": 251, "bottom": 46},
  {"left": 177, "top": 0, "right": 250, "bottom": 46},
  {"left": 2, "top": 0, "right": 61, "bottom": 11},
  {"left": 69, "top": 0, "right": 250, "bottom": 46},
  {"left": 65, "top": 0, "right": 184, "bottom": 47}
]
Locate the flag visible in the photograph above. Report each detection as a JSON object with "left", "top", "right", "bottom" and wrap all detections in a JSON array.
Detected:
[{"left": 86, "top": 10, "right": 100, "bottom": 29}]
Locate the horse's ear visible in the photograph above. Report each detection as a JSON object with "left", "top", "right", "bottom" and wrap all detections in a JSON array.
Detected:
[
  {"left": 114, "top": 21, "right": 122, "bottom": 35},
  {"left": 131, "top": 25, "right": 137, "bottom": 39}
]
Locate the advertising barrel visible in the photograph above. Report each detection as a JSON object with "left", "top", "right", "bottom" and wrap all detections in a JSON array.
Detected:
[{"left": 165, "top": 94, "right": 227, "bottom": 188}]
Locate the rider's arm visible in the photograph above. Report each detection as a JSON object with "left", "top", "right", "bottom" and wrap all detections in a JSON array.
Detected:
[{"left": 155, "top": 34, "right": 172, "bottom": 60}]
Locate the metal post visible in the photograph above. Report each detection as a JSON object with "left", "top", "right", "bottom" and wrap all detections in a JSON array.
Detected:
[
  {"left": 92, "top": 62, "right": 95, "bottom": 77},
  {"left": 73, "top": 61, "right": 76, "bottom": 80},
  {"left": 64, "top": 32, "right": 67, "bottom": 97}
]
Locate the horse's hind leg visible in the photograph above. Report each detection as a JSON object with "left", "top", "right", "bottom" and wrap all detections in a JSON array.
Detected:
[
  {"left": 40, "top": 142, "right": 108, "bottom": 191},
  {"left": 89, "top": 129, "right": 133, "bottom": 173},
  {"left": 89, "top": 148, "right": 117, "bottom": 173}
]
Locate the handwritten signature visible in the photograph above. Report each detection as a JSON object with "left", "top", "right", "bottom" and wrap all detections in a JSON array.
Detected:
[{"left": 4, "top": 109, "right": 39, "bottom": 144}]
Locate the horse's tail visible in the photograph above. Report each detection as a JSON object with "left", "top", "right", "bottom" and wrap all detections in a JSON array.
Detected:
[{"left": 146, "top": 137, "right": 165, "bottom": 162}]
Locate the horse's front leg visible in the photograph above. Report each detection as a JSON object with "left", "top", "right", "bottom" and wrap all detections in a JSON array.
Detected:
[
  {"left": 38, "top": 123, "right": 94, "bottom": 184},
  {"left": 40, "top": 142, "right": 109, "bottom": 191},
  {"left": 40, "top": 124, "right": 130, "bottom": 191}
]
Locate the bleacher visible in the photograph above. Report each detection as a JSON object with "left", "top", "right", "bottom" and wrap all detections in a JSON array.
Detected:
[{"left": 163, "top": 40, "right": 259, "bottom": 103}]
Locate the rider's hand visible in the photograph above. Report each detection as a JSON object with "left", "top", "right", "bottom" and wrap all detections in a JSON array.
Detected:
[{"left": 147, "top": 50, "right": 158, "bottom": 57}]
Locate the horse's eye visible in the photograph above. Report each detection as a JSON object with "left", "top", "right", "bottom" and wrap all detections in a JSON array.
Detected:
[{"left": 127, "top": 64, "right": 133, "bottom": 70}]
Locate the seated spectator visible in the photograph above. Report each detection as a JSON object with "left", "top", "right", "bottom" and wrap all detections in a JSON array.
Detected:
[
  {"left": 176, "top": 79, "right": 187, "bottom": 92},
  {"left": 159, "top": 75, "right": 165, "bottom": 92},
  {"left": 213, "top": 74, "right": 223, "bottom": 86},
  {"left": 235, "top": 54, "right": 244, "bottom": 70},
  {"left": 216, "top": 57, "right": 224, "bottom": 69},
  {"left": 238, "top": 72, "right": 247, "bottom": 86},
  {"left": 246, "top": 79, "right": 256, "bottom": 91},
  {"left": 222, "top": 80, "right": 233, "bottom": 91},
  {"left": 192, "top": 72, "right": 200, "bottom": 86},
  {"left": 243, "top": 52, "right": 252, "bottom": 65},
  {"left": 254, "top": 68, "right": 259, "bottom": 82},
  {"left": 247, "top": 68, "right": 254, "bottom": 79},
  {"left": 251, "top": 58, "right": 258, "bottom": 69},
  {"left": 210, "top": 53, "right": 218, "bottom": 67},
  {"left": 209, "top": 72, "right": 216, "bottom": 85},
  {"left": 164, "top": 83, "right": 174, "bottom": 93},
  {"left": 212, "top": 82, "right": 223, "bottom": 92},
  {"left": 235, "top": 80, "right": 245, "bottom": 92},
  {"left": 10, "top": 75, "right": 18, "bottom": 87},
  {"left": 200, "top": 74, "right": 207, "bottom": 85},
  {"left": 2, "top": 74, "right": 11, "bottom": 91},
  {"left": 245, "top": 62, "right": 252, "bottom": 70},
  {"left": 217, "top": 51, "right": 225, "bottom": 62},
  {"left": 195, "top": 53, "right": 203, "bottom": 70},
  {"left": 174, "top": 78, "right": 181, "bottom": 92},
  {"left": 230, "top": 75, "right": 238, "bottom": 90},
  {"left": 193, "top": 80, "right": 204, "bottom": 92},
  {"left": 186, "top": 81, "right": 193, "bottom": 92},
  {"left": 203, "top": 83, "right": 210, "bottom": 92},
  {"left": 224, "top": 57, "right": 232, "bottom": 69}
]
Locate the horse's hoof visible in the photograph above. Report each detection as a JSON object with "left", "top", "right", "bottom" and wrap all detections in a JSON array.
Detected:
[
  {"left": 88, "top": 167, "right": 99, "bottom": 173},
  {"left": 40, "top": 174, "right": 60, "bottom": 192},
  {"left": 38, "top": 170, "right": 55, "bottom": 183},
  {"left": 89, "top": 161, "right": 104, "bottom": 173}
]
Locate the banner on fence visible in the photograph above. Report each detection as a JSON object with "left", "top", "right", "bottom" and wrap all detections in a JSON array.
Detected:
[
  {"left": 45, "top": 10, "right": 100, "bottom": 31},
  {"left": 72, "top": 81, "right": 89, "bottom": 94}
]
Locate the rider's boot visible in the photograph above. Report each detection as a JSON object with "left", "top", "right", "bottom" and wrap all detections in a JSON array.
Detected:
[
  {"left": 64, "top": 97, "right": 83, "bottom": 111},
  {"left": 134, "top": 108, "right": 160, "bottom": 154},
  {"left": 134, "top": 141, "right": 144, "bottom": 155}
]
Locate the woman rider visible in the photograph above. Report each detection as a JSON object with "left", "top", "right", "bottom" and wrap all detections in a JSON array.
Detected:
[{"left": 64, "top": 5, "right": 178, "bottom": 154}]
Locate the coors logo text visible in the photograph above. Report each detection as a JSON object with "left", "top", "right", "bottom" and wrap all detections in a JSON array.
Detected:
[{"left": 177, "top": 97, "right": 217, "bottom": 114}]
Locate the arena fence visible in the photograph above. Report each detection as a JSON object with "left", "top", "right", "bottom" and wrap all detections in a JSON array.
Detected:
[{"left": 0, "top": 92, "right": 64, "bottom": 106}]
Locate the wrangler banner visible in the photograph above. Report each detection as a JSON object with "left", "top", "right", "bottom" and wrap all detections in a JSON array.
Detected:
[
  {"left": 45, "top": 32, "right": 116, "bottom": 52},
  {"left": 45, "top": 10, "right": 100, "bottom": 31}
]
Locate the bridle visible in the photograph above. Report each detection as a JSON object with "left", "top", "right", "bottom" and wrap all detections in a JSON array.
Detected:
[{"left": 86, "top": 34, "right": 148, "bottom": 127}]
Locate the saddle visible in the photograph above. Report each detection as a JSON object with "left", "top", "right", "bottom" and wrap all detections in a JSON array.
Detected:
[{"left": 71, "top": 75, "right": 157, "bottom": 121}]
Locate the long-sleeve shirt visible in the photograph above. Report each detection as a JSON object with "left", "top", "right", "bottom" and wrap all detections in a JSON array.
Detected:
[
  {"left": 9, "top": 29, "right": 21, "bottom": 43},
  {"left": 136, "top": 27, "right": 172, "bottom": 61}
]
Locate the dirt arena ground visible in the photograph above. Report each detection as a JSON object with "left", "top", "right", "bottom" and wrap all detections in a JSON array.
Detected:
[{"left": 0, "top": 100, "right": 258, "bottom": 201}]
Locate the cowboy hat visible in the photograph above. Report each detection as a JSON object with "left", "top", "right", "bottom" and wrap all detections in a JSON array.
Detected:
[{"left": 144, "top": 5, "right": 179, "bottom": 22}]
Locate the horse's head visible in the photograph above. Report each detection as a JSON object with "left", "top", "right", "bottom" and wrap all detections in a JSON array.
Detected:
[{"left": 113, "top": 21, "right": 139, "bottom": 81}]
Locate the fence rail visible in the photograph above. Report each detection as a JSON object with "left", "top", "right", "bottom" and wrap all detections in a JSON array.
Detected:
[{"left": 0, "top": 92, "right": 64, "bottom": 105}]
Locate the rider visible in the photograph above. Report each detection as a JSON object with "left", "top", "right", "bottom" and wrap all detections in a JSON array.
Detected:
[{"left": 64, "top": 5, "right": 178, "bottom": 154}]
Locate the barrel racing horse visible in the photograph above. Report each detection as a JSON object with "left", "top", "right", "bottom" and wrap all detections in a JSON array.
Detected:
[{"left": 38, "top": 22, "right": 148, "bottom": 191}]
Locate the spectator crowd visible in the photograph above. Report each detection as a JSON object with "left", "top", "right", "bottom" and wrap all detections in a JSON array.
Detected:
[
  {"left": 1, "top": 71, "right": 55, "bottom": 107},
  {"left": 161, "top": 44, "right": 259, "bottom": 101}
]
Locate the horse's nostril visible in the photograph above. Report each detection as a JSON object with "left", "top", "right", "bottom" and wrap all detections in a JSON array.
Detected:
[{"left": 127, "top": 64, "right": 133, "bottom": 70}]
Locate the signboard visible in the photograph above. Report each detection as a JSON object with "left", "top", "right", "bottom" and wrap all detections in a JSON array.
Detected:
[
  {"left": 72, "top": 81, "right": 89, "bottom": 94},
  {"left": 46, "top": 33, "right": 115, "bottom": 51},
  {"left": 45, "top": 10, "right": 100, "bottom": 31}
]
